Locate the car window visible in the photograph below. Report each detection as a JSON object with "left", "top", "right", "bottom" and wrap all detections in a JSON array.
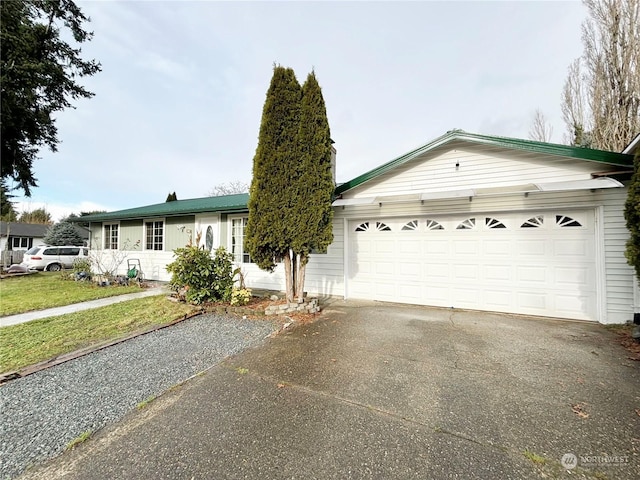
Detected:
[
  {"left": 82, "top": 248, "right": 88, "bottom": 256},
  {"left": 26, "top": 247, "right": 40, "bottom": 255},
  {"left": 43, "top": 248, "right": 59, "bottom": 255},
  {"left": 59, "top": 247, "right": 80, "bottom": 255}
]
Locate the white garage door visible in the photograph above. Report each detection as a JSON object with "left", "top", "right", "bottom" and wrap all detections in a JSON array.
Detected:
[{"left": 348, "top": 210, "right": 598, "bottom": 320}]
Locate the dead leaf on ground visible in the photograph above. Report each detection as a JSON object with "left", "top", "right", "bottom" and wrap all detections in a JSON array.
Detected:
[
  {"left": 571, "top": 403, "right": 589, "bottom": 419},
  {"left": 635, "top": 409, "right": 640, "bottom": 417},
  {"left": 277, "top": 383, "right": 287, "bottom": 389}
]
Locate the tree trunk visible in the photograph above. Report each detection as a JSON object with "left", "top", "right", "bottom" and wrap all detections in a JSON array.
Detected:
[
  {"left": 283, "top": 252, "right": 294, "bottom": 303},
  {"left": 284, "top": 250, "right": 297, "bottom": 303},
  {"left": 296, "top": 253, "right": 307, "bottom": 304}
]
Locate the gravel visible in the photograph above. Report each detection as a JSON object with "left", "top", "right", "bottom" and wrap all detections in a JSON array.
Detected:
[{"left": 0, "top": 313, "right": 279, "bottom": 479}]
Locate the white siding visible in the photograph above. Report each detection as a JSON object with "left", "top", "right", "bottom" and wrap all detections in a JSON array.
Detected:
[
  {"left": 90, "top": 250, "right": 174, "bottom": 281},
  {"left": 238, "top": 217, "right": 345, "bottom": 298},
  {"left": 346, "top": 143, "right": 605, "bottom": 199}
]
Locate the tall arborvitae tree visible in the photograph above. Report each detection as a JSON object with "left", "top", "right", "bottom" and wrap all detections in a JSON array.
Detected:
[
  {"left": 246, "top": 66, "right": 303, "bottom": 301},
  {"left": 290, "top": 71, "right": 334, "bottom": 301},
  {"left": 247, "top": 66, "right": 334, "bottom": 303},
  {"left": 625, "top": 148, "right": 640, "bottom": 282},
  {"left": 166, "top": 192, "right": 177, "bottom": 202}
]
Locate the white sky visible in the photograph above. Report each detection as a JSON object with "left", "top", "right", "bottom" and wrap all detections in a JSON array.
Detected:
[{"left": 10, "top": 0, "right": 587, "bottom": 222}]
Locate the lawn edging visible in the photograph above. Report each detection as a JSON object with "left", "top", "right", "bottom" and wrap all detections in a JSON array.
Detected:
[{"left": 0, "top": 309, "right": 204, "bottom": 385}]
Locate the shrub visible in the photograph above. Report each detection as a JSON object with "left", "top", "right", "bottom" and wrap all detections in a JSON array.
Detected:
[
  {"left": 231, "top": 287, "right": 252, "bottom": 306},
  {"left": 71, "top": 257, "right": 92, "bottom": 281},
  {"left": 166, "top": 246, "right": 235, "bottom": 304}
]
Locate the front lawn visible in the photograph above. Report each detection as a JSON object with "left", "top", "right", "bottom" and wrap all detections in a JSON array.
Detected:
[
  {"left": 0, "top": 295, "right": 196, "bottom": 373},
  {"left": 0, "top": 272, "right": 141, "bottom": 316}
]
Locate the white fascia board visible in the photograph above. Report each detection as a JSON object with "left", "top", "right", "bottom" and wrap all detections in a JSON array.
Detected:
[
  {"left": 535, "top": 177, "right": 623, "bottom": 192},
  {"left": 332, "top": 197, "right": 377, "bottom": 207},
  {"left": 420, "top": 189, "right": 475, "bottom": 201}
]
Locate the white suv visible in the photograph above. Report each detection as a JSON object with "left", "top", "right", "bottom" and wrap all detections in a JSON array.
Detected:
[{"left": 22, "top": 245, "right": 89, "bottom": 272}]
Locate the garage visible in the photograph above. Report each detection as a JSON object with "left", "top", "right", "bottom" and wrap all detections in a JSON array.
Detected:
[{"left": 347, "top": 209, "right": 598, "bottom": 320}]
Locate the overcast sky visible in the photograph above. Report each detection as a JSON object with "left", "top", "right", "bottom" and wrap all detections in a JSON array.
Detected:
[{"left": 11, "top": 0, "right": 587, "bottom": 221}]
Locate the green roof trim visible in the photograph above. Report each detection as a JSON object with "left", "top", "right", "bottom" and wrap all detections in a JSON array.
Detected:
[
  {"left": 335, "top": 129, "right": 635, "bottom": 195},
  {"left": 79, "top": 193, "right": 249, "bottom": 222}
]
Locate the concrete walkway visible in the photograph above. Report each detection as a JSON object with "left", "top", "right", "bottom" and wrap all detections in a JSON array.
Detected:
[{"left": 0, "top": 287, "right": 168, "bottom": 327}]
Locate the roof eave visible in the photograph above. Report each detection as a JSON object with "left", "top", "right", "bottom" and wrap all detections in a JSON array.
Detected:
[{"left": 335, "top": 130, "right": 635, "bottom": 195}]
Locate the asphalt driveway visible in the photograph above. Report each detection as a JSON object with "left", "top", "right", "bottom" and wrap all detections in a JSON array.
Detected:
[{"left": 21, "top": 301, "right": 640, "bottom": 479}]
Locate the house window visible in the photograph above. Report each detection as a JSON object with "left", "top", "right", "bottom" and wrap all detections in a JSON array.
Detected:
[
  {"left": 425, "top": 219, "right": 444, "bottom": 230},
  {"left": 145, "top": 220, "right": 164, "bottom": 250},
  {"left": 521, "top": 216, "right": 544, "bottom": 228},
  {"left": 456, "top": 218, "right": 476, "bottom": 230},
  {"left": 402, "top": 220, "right": 419, "bottom": 231},
  {"left": 485, "top": 217, "right": 506, "bottom": 229},
  {"left": 11, "top": 237, "right": 31, "bottom": 250},
  {"left": 556, "top": 215, "right": 582, "bottom": 227},
  {"left": 104, "top": 224, "right": 119, "bottom": 250},
  {"left": 231, "top": 217, "right": 251, "bottom": 263}
]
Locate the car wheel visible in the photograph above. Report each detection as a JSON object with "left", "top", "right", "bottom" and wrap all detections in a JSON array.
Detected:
[{"left": 47, "top": 264, "right": 62, "bottom": 272}]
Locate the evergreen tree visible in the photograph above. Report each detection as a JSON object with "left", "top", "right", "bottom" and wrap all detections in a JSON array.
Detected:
[
  {"left": 43, "top": 221, "right": 84, "bottom": 246},
  {"left": 290, "top": 71, "right": 334, "bottom": 300},
  {"left": 1, "top": 0, "right": 101, "bottom": 195},
  {"left": 625, "top": 149, "right": 640, "bottom": 282},
  {"left": 246, "top": 66, "right": 302, "bottom": 301},
  {"left": 0, "top": 180, "right": 18, "bottom": 221},
  {"left": 166, "top": 192, "right": 177, "bottom": 202},
  {"left": 246, "top": 66, "right": 333, "bottom": 302}
]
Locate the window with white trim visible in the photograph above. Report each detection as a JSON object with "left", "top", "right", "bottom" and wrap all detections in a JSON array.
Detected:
[
  {"left": 231, "top": 217, "right": 251, "bottom": 263},
  {"left": 104, "top": 224, "right": 119, "bottom": 250},
  {"left": 11, "top": 237, "right": 32, "bottom": 250},
  {"left": 145, "top": 220, "right": 164, "bottom": 250}
]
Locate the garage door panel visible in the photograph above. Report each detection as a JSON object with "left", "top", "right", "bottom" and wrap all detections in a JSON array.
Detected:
[
  {"left": 348, "top": 210, "right": 597, "bottom": 321},
  {"left": 453, "top": 240, "right": 478, "bottom": 255},
  {"left": 398, "top": 261, "right": 421, "bottom": 278},
  {"left": 484, "top": 240, "right": 512, "bottom": 256},
  {"left": 454, "top": 264, "right": 479, "bottom": 280},
  {"left": 424, "top": 240, "right": 448, "bottom": 254},
  {"left": 374, "top": 240, "right": 395, "bottom": 255},
  {"left": 452, "top": 288, "right": 480, "bottom": 306},
  {"left": 516, "top": 240, "right": 547, "bottom": 256},
  {"left": 374, "top": 261, "right": 395, "bottom": 276},
  {"left": 554, "top": 239, "right": 589, "bottom": 256},
  {"left": 516, "top": 266, "right": 547, "bottom": 284},
  {"left": 554, "top": 267, "right": 591, "bottom": 287},
  {"left": 484, "top": 290, "right": 512, "bottom": 308},
  {"left": 398, "top": 239, "right": 420, "bottom": 255},
  {"left": 517, "top": 292, "right": 548, "bottom": 310},
  {"left": 484, "top": 265, "right": 512, "bottom": 282},
  {"left": 425, "top": 263, "right": 450, "bottom": 279}
]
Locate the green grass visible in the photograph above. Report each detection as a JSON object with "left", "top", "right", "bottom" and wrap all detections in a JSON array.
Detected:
[
  {"left": 66, "top": 430, "right": 93, "bottom": 450},
  {"left": 523, "top": 450, "right": 546, "bottom": 465},
  {"left": 137, "top": 395, "right": 157, "bottom": 410},
  {"left": 0, "top": 272, "right": 141, "bottom": 316},
  {"left": 0, "top": 295, "right": 195, "bottom": 373}
]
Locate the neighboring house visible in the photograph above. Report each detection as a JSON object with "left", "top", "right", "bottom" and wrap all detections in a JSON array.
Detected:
[
  {"left": 1, "top": 222, "right": 49, "bottom": 265},
  {"left": 0, "top": 222, "right": 49, "bottom": 252},
  {"left": 0, "top": 221, "right": 90, "bottom": 253},
  {"left": 80, "top": 130, "right": 638, "bottom": 324}
]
